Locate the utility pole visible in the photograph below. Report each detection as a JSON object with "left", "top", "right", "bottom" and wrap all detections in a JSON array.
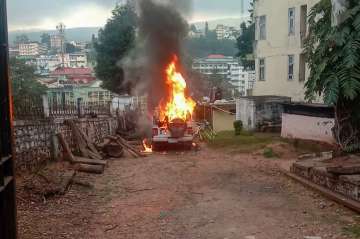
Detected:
[
  {"left": 0, "top": 0, "right": 17, "bottom": 238},
  {"left": 56, "top": 23, "right": 66, "bottom": 68}
]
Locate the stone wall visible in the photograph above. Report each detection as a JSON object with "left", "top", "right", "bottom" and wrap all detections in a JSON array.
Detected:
[{"left": 14, "top": 117, "right": 118, "bottom": 171}]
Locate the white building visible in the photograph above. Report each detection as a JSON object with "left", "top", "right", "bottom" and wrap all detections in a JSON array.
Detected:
[
  {"left": 192, "top": 55, "right": 255, "bottom": 97},
  {"left": 50, "top": 34, "right": 65, "bottom": 51},
  {"left": 18, "top": 42, "right": 47, "bottom": 57},
  {"left": 192, "top": 54, "right": 239, "bottom": 75},
  {"left": 253, "top": 0, "right": 319, "bottom": 102},
  {"left": 215, "top": 25, "right": 240, "bottom": 40},
  {"left": 229, "top": 65, "right": 256, "bottom": 96},
  {"left": 215, "top": 24, "right": 226, "bottom": 40},
  {"left": 35, "top": 53, "right": 88, "bottom": 75},
  {"left": 65, "top": 53, "right": 88, "bottom": 68}
]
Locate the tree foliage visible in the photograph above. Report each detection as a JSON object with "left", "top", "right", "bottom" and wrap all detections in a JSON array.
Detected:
[
  {"left": 184, "top": 31, "right": 237, "bottom": 58},
  {"left": 305, "top": 0, "right": 360, "bottom": 151},
  {"left": 95, "top": 3, "right": 137, "bottom": 94},
  {"left": 236, "top": 22, "right": 255, "bottom": 69},
  {"left": 9, "top": 58, "right": 46, "bottom": 107}
]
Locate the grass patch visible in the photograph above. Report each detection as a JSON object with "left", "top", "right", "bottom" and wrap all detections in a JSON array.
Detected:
[
  {"left": 343, "top": 225, "right": 360, "bottom": 238},
  {"left": 208, "top": 131, "right": 279, "bottom": 153},
  {"left": 263, "top": 147, "right": 279, "bottom": 159}
]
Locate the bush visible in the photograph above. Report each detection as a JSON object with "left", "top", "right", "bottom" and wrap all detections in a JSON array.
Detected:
[
  {"left": 233, "top": 120, "right": 243, "bottom": 135},
  {"left": 263, "top": 147, "right": 279, "bottom": 159}
]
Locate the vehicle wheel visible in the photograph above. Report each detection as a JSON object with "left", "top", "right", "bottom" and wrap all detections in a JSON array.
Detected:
[
  {"left": 183, "top": 142, "right": 193, "bottom": 150},
  {"left": 152, "top": 142, "right": 162, "bottom": 151}
]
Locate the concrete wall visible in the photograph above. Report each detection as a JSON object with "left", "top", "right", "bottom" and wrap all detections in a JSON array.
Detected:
[
  {"left": 253, "top": 0, "right": 319, "bottom": 102},
  {"left": 236, "top": 98, "right": 256, "bottom": 130},
  {"left": 14, "top": 117, "right": 118, "bottom": 171},
  {"left": 281, "top": 113, "right": 335, "bottom": 143},
  {"left": 212, "top": 109, "right": 236, "bottom": 133},
  {"left": 236, "top": 97, "right": 289, "bottom": 130}
]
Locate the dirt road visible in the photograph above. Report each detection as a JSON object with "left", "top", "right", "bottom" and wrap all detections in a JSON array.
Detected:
[{"left": 18, "top": 146, "right": 359, "bottom": 239}]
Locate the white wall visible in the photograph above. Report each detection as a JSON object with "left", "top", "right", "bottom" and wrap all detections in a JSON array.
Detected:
[
  {"left": 281, "top": 113, "right": 335, "bottom": 144},
  {"left": 236, "top": 98, "right": 256, "bottom": 130},
  {"left": 253, "top": 0, "right": 320, "bottom": 102}
]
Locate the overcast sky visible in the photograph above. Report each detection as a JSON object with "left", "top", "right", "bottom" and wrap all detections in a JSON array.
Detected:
[{"left": 7, "top": 0, "right": 250, "bottom": 31}]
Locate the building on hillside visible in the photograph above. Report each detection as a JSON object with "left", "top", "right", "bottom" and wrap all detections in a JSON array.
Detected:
[
  {"left": 50, "top": 67, "right": 95, "bottom": 84},
  {"left": 215, "top": 25, "right": 240, "bottom": 40},
  {"left": 46, "top": 80, "right": 114, "bottom": 106},
  {"left": 35, "top": 53, "right": 88, "bottom": 75},
  {"left": 228, "top": 65, "right": 256, "bottom": 96},
  {"left": 18, "top": 42, "right": 48, "bottom": 57},
  {"left": 50, "top": 34, "right": 65, "bottom": 52},
  {"left": 192, "top": 55, "right": 255, "bottom": 97},
  {"left": 189, "top": 29, "right": 203, "bottom": 38},
  {"left": 65, "top": 53, "right": 88, "bottom": 68},
  {"left": 215, "top": 24, "right": 226, "bottom": 40},
  {"left": 192, "top": 54, "right": 239, "bottom": 76},
  {"left": 9, "top": 47, "right": 19, "bottom": 57},
  {"left": 253, "top": 0, "right": 319, "bottom": 102}
]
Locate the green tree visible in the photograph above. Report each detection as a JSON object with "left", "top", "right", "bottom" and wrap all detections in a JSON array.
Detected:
[
  {"left": 95, "top": 3, "right": 137, "bottom": 94},
  {"left": 236, "top": 22, "right": 255, "bottom": 69},
  {"left": 305, "top": 0, "right": 360, "bottom": 151},
  {"left": 40, "top": 33, "right": 51, "bottom": 48},
  {"left": 65, "top": 42, "right": 79, "bottom": 53},
  {"left": 9, "top": 58, "right": 46, "bottom": 107},
  {"left": 236, "top": 1, "right": 255, "bottom": 69},
  {"left": 14, "top": 34, "right": 29, "bottom": 45}
]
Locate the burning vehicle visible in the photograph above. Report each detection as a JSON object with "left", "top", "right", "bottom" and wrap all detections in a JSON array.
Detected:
[{"left": 151, "top": 56, "right": 196, "bottom": 150}]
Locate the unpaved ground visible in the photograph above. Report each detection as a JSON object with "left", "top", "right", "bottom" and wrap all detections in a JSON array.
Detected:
[{"left": 18, "top": 146, "right": 359, "bottom": 239}]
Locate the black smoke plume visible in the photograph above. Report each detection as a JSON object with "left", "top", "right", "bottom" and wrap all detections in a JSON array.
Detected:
[{"left": 137, "top": 0, "right": 190, "bottom": 110}]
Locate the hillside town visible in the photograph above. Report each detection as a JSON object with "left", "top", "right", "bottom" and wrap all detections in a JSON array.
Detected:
[{"left": 2, "top": 0, "right": 360, "bottom": 239}]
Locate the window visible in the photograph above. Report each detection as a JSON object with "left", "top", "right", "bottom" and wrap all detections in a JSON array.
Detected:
[
  {"left": 259, "top": 15, "right": 266, "bottom": 40},
  {"left": 288, "top": 55, "right": 295, "bottom": 80},
  {"left": 289, "top": 8, "right": 295, "bottom": 35},
  {"left": 259, "top": 58, "right": 265, "bottom": 81}
]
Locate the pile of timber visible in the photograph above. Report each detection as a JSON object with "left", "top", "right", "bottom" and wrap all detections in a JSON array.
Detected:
[
  {"left": 105, "top": 135, "right": 147, "bottom": 158},
  {"left": 57, "top": 120, "right": 107, "bottom": 174}
]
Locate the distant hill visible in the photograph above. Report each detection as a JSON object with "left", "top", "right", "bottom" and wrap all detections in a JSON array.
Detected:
[
  {"left": 8, "top": 27, "right": 100, "bottom": 45},
  {"left": 192, "top": 17, "right": 250, "bottom": 31},
  {"left": 8, "top": 17, "right": 250, "bottom": 45}
]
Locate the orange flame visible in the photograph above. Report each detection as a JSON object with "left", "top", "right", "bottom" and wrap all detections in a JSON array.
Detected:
[
  {"left": 159, "top": 55, "right": 196, "bottom": 122},
  {"left": 142, "top": 139, "right": 153, "bottom": 153}
]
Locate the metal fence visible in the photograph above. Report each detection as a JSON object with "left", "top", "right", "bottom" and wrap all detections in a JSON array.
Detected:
[{"left": 14, "top": 97, "right": 112, "bottom": 120}]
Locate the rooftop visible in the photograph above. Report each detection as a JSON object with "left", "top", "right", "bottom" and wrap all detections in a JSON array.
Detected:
[{"left": 51, "top": 67, "right": 93, "bottom": 76}]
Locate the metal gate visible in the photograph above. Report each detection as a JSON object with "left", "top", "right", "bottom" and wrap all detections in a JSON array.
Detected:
[{"left": 0, "top": 0, "right": 17, "bottom": 238}]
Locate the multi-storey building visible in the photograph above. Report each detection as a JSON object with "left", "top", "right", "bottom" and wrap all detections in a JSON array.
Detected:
[
  {"left": 253, "top": 0, "right": 319, "bottom": 102},
  {"left": 18, "top": 42, "right": 48, "bottom": 57},
  {"left": 192, "top": 55, "right": 255, "bottom": 97},
  {"left": 229, "top": 65, "right": 256, "bottom": 96},
  {"left": 35, "top": 53, "right": 88, "bottom": 75},
  {"left": 50, "top": 34, "right": 65, "bottom": 52},
  {"left": 192, "top": 54, "right": 239, "bottom": 75}
]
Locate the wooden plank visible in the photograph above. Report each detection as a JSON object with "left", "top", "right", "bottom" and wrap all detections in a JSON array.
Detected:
[
  {"left": 73, "top": 156, "right": 107, "bottom": 166},
  {"left": 87, "top": 150, "right": 103, "bottom": 161},
  {"left": 282, "top": 169, "right": 360, "bottom": 214},
  {"left": 65, "top": 120, "right": 89, "bottom": 158},
  {"left": 57, "top": 133, "right": 76, "bottom": 162},
  {"left": 78, "top": 129, "right": 102, "bottom": 157},
  {"left": 327, "top": 164, "right": 360, "bottom": 175},
  {"left": 76, "top": 164, "right": 104, "bottom": 174}
]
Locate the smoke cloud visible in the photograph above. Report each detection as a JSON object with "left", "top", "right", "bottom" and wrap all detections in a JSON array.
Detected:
[{"left": 121, "top": 0, "right": 191, "bottom": 111}]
